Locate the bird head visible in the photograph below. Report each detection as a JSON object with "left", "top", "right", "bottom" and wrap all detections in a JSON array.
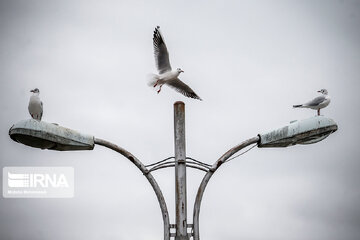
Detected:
[
  {"left": 30, "top": 88, "right": 40, "bottom": 93},
  {"left": 176, "top": 68, "right": 184, "bottom": 74},
  {"left": 317, "top": 89, "right": 328, "bottom": 95}
]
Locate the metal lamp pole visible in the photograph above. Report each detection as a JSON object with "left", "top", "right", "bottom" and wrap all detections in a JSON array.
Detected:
[
  {"left": 94, "top": 102, "right": 259, "bottom": 240},
  {"left": 174, "top": 102, "right": 189, "bottom": 240}
]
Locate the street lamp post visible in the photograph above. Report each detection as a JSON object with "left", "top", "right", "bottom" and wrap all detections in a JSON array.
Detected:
[
  {"left": 9, "top": 101, "right": 338, "bottom": 240},
  {"left": 174, "top": 102, "right": 189, "bottom": 240}
]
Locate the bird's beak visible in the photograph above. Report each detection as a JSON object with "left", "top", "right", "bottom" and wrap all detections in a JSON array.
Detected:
[
  {"left": 181, "top": 70, "right": 184, "bottom": 73},
  {"left": 30, "top": 90, "right": 34, "bottom": 93},
  {"left": 317, "top": 90, "right": 321, "bottom": 93}
]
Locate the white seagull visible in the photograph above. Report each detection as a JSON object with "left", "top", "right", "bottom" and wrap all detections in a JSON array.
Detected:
[
  {"left": 149, "top": 26, "right": 202, "bottom": 100},
  {"left": 28, "top": 88, "right": 43, "bottom": 121},
  {"left": 293, "top": 89, "right": 331, "bottom": 116}
]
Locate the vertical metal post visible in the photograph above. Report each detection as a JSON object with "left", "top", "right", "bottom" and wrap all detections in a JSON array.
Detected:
[{"left": 174, "top": 101, "right": 189, "bottom": 240}]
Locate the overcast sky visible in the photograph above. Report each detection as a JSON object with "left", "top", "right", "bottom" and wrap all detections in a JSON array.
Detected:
[{"left": 1, "top": 0, "right": 360, "bottom": 239}]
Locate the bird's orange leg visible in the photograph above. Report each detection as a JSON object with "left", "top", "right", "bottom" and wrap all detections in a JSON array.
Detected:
[
  {"left": 153, "top": 80, "right": 159, "bottom": 87},
  {"left": 317, "top": 109, "right": 320, "bottom": 115},
  {"left": 157, "top": 84, "right": 163, "bottom": 94}
]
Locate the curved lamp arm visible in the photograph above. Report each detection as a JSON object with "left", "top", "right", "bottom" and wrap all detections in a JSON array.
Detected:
[
  {"left": 94, "top": 138, "right": 170, "bottom": 240},
  {"left": 192, "top": 136, "right": 260, "bottom": 240}
]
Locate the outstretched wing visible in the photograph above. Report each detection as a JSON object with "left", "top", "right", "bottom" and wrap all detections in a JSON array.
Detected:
[
  {"left": 305, "top": 95, "right": 326, "bottom": 106},
  {"left": 167, "top": 78, "right": 202, "bottom": 100},
  {"left": 153, "top": 26, "right": 172, "bottom": 74}
]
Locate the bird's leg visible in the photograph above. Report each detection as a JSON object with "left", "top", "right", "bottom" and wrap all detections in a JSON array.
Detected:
[
  {"left": 157, "top": 84, "right": 163, "bottom": 94},
  {"left": 153, "top": 80, "right": 159, "bottom": 88},
  {"left": 317, "top": 109, "right": 320, "bottom": 116}
]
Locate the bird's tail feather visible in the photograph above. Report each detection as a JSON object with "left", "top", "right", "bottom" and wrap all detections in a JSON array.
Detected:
[
  {"left": 293, "top": 104, "right": 303, "bottom": 108},
  {"left": 147, "top": 74, "right": 160, "bottom": 87}
]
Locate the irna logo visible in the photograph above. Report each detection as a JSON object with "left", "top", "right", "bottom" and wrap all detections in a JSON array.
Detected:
[
  {"left": 8, "top": 172, "right": 69, "bottom": 188},
  {"left": 3, "top": 167, "right": 74, "bottom": 198}
]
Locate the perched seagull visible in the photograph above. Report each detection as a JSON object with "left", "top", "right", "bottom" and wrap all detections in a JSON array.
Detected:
[
  {"left": 149, "top": 26, "right": 202, "bottom": 100},
  {"left": 28, "top": 88, "right": 43, "bottom": 120},
  {"left": 293, "top": 89, "right": 331, "bottom": 116}
]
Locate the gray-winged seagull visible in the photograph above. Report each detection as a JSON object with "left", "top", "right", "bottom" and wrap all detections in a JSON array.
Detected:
[
  {"left": 28, "top": 88, "right": 43, "bottom": 120},
  {"left": 293, "top": 89, "right": 331, "bottom": 115},
  {"left": 149, "top": 26, "right": 202, "bottom": 100}
]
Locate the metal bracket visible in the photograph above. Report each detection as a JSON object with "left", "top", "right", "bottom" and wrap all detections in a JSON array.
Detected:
[
  {"left": 177, "top": 159, "right": 186, "bottom": 164},
  {"left": 169, "top": 224, "right": 194, "bottom": 239}
]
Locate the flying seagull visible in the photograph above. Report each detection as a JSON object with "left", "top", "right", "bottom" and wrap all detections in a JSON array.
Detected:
[
  {"left": 28, "top": 88, "right": 43, "bottom": 120},
  {"left": 149, "top": 26, "right": 202, "bottom": 100},
  {"left": 293, "top": 89, "right": 331, "bottom": 115}
]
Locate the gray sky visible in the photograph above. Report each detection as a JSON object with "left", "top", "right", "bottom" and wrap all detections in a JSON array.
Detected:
[{"left": 1, "top": 0, "right": 360, "bottom": 239}]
